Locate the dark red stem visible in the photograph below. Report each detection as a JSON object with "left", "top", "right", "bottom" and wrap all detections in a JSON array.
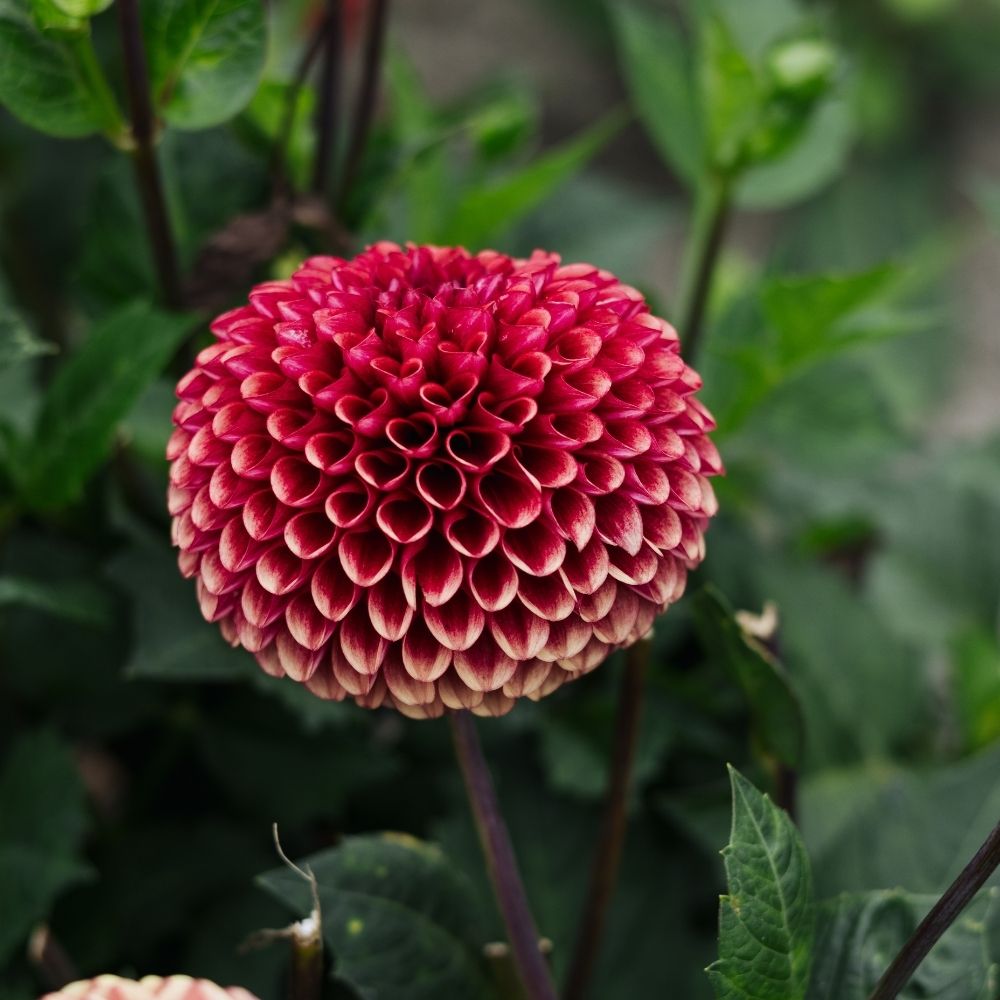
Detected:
[
  {"left": 337, "top": 0, "right": 390, "bottom": 210},
  {"left": 448, "top": 711, "right": 558, "bottom": 1000},
  {"left": 868, "top": 817, "right": 1000, "bottom": 1000},
  {"left": 116, "top": 0, "right": 182, "bottom": 310},
  {"left": 563, "top": 640, "right": 649, "bottom": 1000},
  {"left": 311, "top": 0, "right": 343, "bottom": 196}
]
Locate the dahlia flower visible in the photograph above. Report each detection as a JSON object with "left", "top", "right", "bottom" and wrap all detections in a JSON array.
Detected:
[
  {"left": 168, "top": 243, "right": 720, "bottom": 717},
  {"left": 41, "top": 977, "right": 259, "bottom": 1000}
]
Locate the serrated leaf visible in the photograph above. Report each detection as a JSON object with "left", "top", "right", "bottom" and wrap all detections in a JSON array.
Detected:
[
  {"left": 143, "top": 0, "right": 267, "bottom": 130},
  {"left": 257, "top": 834, "right": 491, "bottom": 1000},
  {"left": 20, "top": 301, "right": 193, "bottom": 510},
  {"left": 0, "top": 1, "right": 121, "bottom": 137},
  {"left": 693, "top": 586, "right": 804, "bottom": 766},
  {"left": 609, "top": 2, "right": 702, "bottom": 182},
  {"left": 437, "top": 111, "right": 626, "bottom": 248},
  {"left": 709, "top": 767, "right": 815, "bottom": 1000},
  {"left": 810, "top": 890, "right": 1000, "bottom": 1000}
]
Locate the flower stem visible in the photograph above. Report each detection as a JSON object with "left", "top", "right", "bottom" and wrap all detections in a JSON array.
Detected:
[
  {"left": 116, "top": 0, "right": 182, "bottom": 310},
  {"left": 337, "top": 0, "right": 390, "bottom": 212},
  {"left": 868, "top": 817, "right": 1000, "bottom": 1000},
  {"left": 675, "top": 172, "right": 731, "bottom": 363},
  {"left": 563, "top": 638, "right": 649, "bottom": 1000},
  {"left": 272, "top": 14, "right": 329, "bottom": 194},
  {"left": 288, "top": 919, "right": 323, "bottom": 1000},
  {"left": 311, "top": 0, "right": 343, "bottom": 197},
  {"left": 448, "top": 711, "right": 558, "bottom": 1000}
]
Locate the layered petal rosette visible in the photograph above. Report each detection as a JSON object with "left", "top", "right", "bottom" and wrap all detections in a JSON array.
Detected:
[
  {"left": 42, "top": 977, "right": 259, "bottom": 1000},
  {"left": 168, "top": 243, "right": 721, "bottom": 717}
]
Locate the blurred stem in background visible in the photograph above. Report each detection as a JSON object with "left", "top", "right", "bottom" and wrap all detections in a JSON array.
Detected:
[
  {"left": 338, "top": 0, "right": 391, "bottom": 211},
  {"left": 449, "top": 712, "right": 559, "bottom": 1000},
  {"left": 565, "top": 170, "right": 734, "bottom": 1000},
  {"left": 869, "top": 817, "right": 1000, "bottom": 1000},
  {"left": 273, "top": 17, "right": 329, "bottom": 194},
  {"left": 311, "top": 0, "right": 344, "bottom": 198},
  {"left": 116, "top": 0, "right": 182, "bottom": 310},
  {"left": 563, "top": 638, "right": 649, "bottom": 1000}
]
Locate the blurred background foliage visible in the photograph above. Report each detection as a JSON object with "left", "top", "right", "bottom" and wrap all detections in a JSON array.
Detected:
[{"left": 1, "top": 0, "right": 1000, "bottom": 997}]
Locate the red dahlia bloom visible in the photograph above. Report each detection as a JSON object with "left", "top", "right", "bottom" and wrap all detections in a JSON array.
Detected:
[
  {"left": 42, "top": 977, "right": 259, "bottom": 1000},
  {"left": 168, "top": 243, "right": 721, "bottom": 718}
]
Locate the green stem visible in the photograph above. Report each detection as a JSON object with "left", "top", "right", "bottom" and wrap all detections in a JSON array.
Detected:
[
  {"left": 674, "top": 171, "right": 732, "bottom": 363},
  {"left": 68, "top": 31, "right": 127, "bottom": 143}
]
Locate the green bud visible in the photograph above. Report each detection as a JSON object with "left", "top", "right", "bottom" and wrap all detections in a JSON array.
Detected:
[{"left": 766, "top": 38, "right": 838, "bottom": 103}]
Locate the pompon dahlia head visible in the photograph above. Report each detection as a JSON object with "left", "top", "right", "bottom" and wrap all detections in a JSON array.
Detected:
[
  {"left": 41, "top": 976, "right": 259, "bottom": 1000},
  {"left": 168, "top": 242, "right": 721, "bottom": 718}
]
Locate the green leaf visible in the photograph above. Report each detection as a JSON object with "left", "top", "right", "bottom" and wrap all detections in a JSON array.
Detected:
[
  {"left": 762, "top": 264, "right": 899, "bottom": 362},
  {"left": 952, "top": 629, "right": 1000, "bottom": 751},
  {"left": 706, "top": 262, "right": 914, "bottom": 434},
  {"left": 756, "top": 558, "right": 924, "bottom": 769},
  {"left": 799, "top": 743, "right": 1000, "bottom": 898},
  {"left": 699, "top": 13, "right": 761, "bottom": 172},
  {"left": 693, "top": 586, "right": 804, "bottom": 766},
  {"left": 0, "top": 574, "right": 114, "bottom": 626},
  {"left": 143, "top": 0, "right": 267, "bottom": 130},
  {"left": 737, "top": 97, "right": 856, "bottom": 209},
  {"left": 257, "top": 834, "right": 492, "bottom": 1000},
  {"left": 463, "top": 81, "right": 538, "bottom": 164},
  {"left": 0, "top": 730, "right": 92, "bottom": 963},
  {"left": 538, "top": 686, "right": 674, "bottom": 800},
  {"left": 49, "top": 0, "right": 112, "bottom": 16},
  {"left": 438, "top": 110, "right": 626, "bottom": 248},
  {"left": 380, "top": 53, "right": 452, "bottom": 244},
  {"left": 867, "top": 438, "right": 1000, "bottom": 653},
  {"left": 709, "top": 767, "right": 815, "bottom": 1000},
  {"left": 108, "top": 532, "right": 252, "bottom": 682},
  {"left": 0, "top": 308, "right": 55, "bottom": 366},
  {"left": 609, "top": 2, "right": 702, "bottom": 182},
  {"left": 0, "top": 2, "right": 121, "bottom": 137},
  {"left": 810, "top": 890, "right": 999, "bottom": 1000},
  {"left": 20, "top": 301, "right": 193, "bottom": 510}
]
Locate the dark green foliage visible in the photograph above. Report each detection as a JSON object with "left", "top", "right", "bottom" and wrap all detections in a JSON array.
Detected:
[{"left": 1, "top": 0, "right": 999, "bottom": 997}]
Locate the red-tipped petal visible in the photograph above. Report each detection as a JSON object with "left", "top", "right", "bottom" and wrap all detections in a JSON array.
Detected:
[
  {"left": 367, "top": 574, "right": 414, "bottom": 641},
  {"left": 423, "top": 591, "right": 485, "bottom": 651},
  {"left": 339, "top": 531, "right": 395, "bottom": 587},
  {"left": 453, "top": 633, "right": 518, "bottom": 692}
]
